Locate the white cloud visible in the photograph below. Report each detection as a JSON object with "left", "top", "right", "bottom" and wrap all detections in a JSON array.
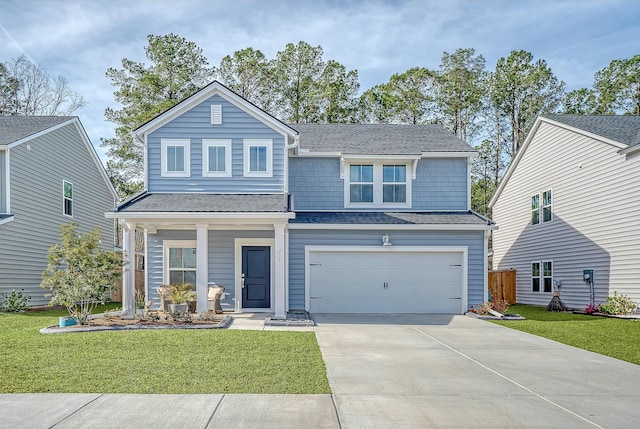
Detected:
[{"left": 1, "top": 0, "right": 639, "bottom": 163}]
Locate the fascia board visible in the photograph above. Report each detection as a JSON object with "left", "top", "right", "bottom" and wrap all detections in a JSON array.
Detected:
[
  {"left": 105, "top": 211, "right": 295, "bottom": 220},
  {"left": 288, "top": 223, "right": 497, "bottom": 231}
]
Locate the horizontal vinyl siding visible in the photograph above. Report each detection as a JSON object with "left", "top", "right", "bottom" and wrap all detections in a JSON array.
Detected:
[
  {"left": 0, "top": 151, "right": 6, "bottom": 213},
  {"left": 288, "top": 229, "right": 484, "bottom": 310},
  {"left": 288, "top": 157, "right": 343, "bottom": 210},
  {"left": 288, "top": 157, "right": 469, "bottom": 211},
  {"left": 0, "top": 123, "right": 115, "bottom": 307},
  {"left": 492, "top": 121, "right": 640, "bottom": 308},
  {"left": 146, "top": 229, "right": 272, "bottom": 311},
  {"left": 147, "top": 95, "right": 285, "bottom": 193},
  {"left": 414, "top": 158, "right": 468, "bottom": 210}
]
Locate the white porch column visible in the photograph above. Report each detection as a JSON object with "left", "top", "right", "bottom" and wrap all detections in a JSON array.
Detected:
[
  {"left": 121, "top": 221, "right": 136, "bottom": 319},
  {"left": 196, "top": 224, "right": 209, "bottom": 314},
  {"left": 274, "top": 224, "right": 286, "bottom": 319}
]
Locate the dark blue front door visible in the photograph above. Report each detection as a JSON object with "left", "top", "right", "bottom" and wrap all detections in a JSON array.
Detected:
[{"left": 242, "top": 246, "right": 270, "bottom": 308}]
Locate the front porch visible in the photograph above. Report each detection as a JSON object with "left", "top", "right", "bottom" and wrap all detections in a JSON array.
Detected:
[{"left": 107, "top": 193, "right": 294, "bottom": 320}]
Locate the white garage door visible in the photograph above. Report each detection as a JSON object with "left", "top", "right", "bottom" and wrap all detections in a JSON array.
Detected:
[{"left": 308, "top": 248, "right": 465, "bottom": 314}]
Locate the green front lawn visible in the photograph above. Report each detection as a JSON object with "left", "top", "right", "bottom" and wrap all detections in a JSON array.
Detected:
[
  {"left": 493, "top": 304, "right": 640, "bottom": 365},
  {"left": 0, "top": 306, "right": 330, "bottom": 394}
]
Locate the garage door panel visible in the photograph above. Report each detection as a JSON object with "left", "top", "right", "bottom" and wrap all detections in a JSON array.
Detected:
[{"left": 309, "top": 249, "right": 464, "bottom": 314}]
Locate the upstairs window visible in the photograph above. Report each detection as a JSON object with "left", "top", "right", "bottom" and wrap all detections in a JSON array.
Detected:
[
  {"left": 161, "top": 139, "right": 190, "bottom": 178},
  {"left": 531, "top": 194, "right": 540, "bottom": 224},
  {"left": 350, "top": 164, "right": 374, "bottom": 203},
  {"left": 383, "top": 165, "right": 407, "bottom": 203},
  {"left": 531, "top": 189, "right": 552, "bottom": 225},
  {"left": 63, "top": 180, "right": 73, "bottom": 217},
  {"left": 243, "top": 139, "right": 273, "bottom": 177},
  {"left": 202, "top": 139, "right": 232, "bottom": 177},
  {"left": 345, "top": 162, "right": 411, "bottom": 208}
]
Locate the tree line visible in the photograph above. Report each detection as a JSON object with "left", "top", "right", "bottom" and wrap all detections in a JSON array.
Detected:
[{"left": 2, "top": 34, "right": 639, "bottom": 214}]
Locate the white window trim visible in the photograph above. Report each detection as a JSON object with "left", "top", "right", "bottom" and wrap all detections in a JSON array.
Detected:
[
  {"left": 531, "top": 189, "right": 553, "bottom": 225},
  {"left": 531, "top": 260, "right": 553, "bottom": 293},
  {"left": 63, "top": 180, "right": 73, "bottom": 218},
  {"left": 243, "top": 139, "right": 273, "bottom": 178},
  {"left": 211, "top": 104, "right": 222, "bottom": 125},
  {"left": 163, "top": 240, "right": 197, "bottom": 285},
  {"left": 161, "top": 139, "right": 190, "bottom": 178},
  {"left": 202, "top": 139, "right": 232, "bottom": 178},
  {"left": 344, "top": 161, "right": 412, "bottom": 209}
]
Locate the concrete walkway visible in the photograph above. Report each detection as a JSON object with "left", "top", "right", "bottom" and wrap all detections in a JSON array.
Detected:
[{"left": 2, "top": 314, "right": 640, "bottom": 428}]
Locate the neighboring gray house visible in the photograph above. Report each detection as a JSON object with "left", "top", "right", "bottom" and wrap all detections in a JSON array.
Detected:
[
  {"left": 0, "top": 116, "right": 118, "bottom": 307},
  {"left": 108, "top": 81, "right": 495, "bottom": 318},
  {"left": 490, "top": 115, "right": 640, "bottom": 309}
]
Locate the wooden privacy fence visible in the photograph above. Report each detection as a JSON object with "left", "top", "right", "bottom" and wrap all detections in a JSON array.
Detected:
[{"left": 488, "top": 270, "right": 516, "bottom": 304}]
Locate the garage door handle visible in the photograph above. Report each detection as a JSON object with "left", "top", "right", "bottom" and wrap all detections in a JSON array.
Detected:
[{"left": 383, "top": 281, "right": 388, "bottom": 289}]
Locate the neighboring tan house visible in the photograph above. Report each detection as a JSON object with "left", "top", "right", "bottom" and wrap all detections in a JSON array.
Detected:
[
  {"left": 108, "top": 81, "right": 495, "bottom": 318},
  {"left": 0, "top": 116, "right": 118, "bottom": 306},
  {"left": 490, "top": 114, "right": 640, "bottom": 309}
]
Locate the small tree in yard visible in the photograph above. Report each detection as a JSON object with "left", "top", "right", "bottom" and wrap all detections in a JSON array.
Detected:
[{"left": 41, "top": 223, "right": 124, "bottom": 324}]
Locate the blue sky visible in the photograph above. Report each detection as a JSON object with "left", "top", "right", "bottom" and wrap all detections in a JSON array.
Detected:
[{"left": 1, "top": 0, "right": 639, "bottom": 159}]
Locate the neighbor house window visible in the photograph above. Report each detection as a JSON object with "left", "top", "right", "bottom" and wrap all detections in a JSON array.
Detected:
[
  {"left": 532, "top": 261, "right": 552, "bottom": 293},
  {"left": 202, "top": 139, "right": 232, "bottom": 177},
  {"left": 345, "top": 162, "right": 411, "bottom": 208},
  {"left": 531, "top": 190, "right": 552, "bottom": 225},
  {"left": 542, "top": 190, "right": 552, "bottom": 222},
  {"left": 164, "top": 241, "right": 197, "bottom": 286},
  {"left": 531, "top": 194, "right": 540, "bottom": 225},
  {"left": 161, "top": 139, "right": 190, "bottom": 177},
  {"left": 243, "top": 139, "right": 272, "bottom": 177},
  {"left": 63, "top": 180, "right": 73, "bottom": 217}
]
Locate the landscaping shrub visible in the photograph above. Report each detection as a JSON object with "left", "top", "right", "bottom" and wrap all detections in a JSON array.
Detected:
[
  {"left": 0, "top": 289, "right": 31, "bottom": 312},
  {"left": 598, "top": 292, "right": 638, "bottom": 315}
]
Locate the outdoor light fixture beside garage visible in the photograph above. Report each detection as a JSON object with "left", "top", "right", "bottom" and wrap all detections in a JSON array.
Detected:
[{"left": 382, "top": 234, "right": 392, "bottom": 246}]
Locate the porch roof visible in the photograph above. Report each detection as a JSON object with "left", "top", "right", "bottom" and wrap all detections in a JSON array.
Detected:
[
  {"left": 289, "top": 211, "right": 493, "bottom": 225},
  {"left": 115, "top": 193, "right": 290, "bottom": 213}
]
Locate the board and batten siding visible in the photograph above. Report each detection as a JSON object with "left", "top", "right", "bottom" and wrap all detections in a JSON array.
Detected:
[
  {"left": 147, "top": 95, "right": 286, "bottom": 193},
  {"left": 288, "top": 157, "right": 468, "bottom": 211},
  {"left": 0, "top": 123, "right": 115, "bottom": 307},
  {"left": 146, "top": 229, "right": 273, "bottom": 311},
  {"left": 288, "top": 229, "right": 485, "bottom": 310},
  {"left": 492, "top": 121, "right": 640, "bottom": 308}
]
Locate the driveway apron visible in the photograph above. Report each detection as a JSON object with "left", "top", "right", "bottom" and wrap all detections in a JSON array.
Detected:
[{"left": 313, "top": 314, "right": 640, "bottom": 429}]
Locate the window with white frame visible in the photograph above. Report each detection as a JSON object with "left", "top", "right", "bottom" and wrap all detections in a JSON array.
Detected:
[
  {"left": 202, "top": 139, "right": 232, "bottom": 177},
  {"left": 243, "top": 139, "right": 272, "bottom": 177},
  {"left": 345, "top": 161, "right": 411, "bottom": 208},
  {"left": 531, "top": 189, "right": 552, "bottom": 225},
  {"left": 161, "top": 139, "right": 190, "bottom": 177},
  {"left": 349, "top": 164, "right": 374, "bottom": 203},
  {"left": 531, "top": 261, "right": 553, "bottom": 293},
  {"left": 164, "top": 241, "right": 197, "bottom": 286},
  {"left": 63, "top": 180, "right": 73, "bottom": 217}
]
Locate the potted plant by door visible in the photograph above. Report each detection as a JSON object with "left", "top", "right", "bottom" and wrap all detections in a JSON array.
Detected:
[{"left": 168, "top": 283, "right": 195, "bottom": 313}]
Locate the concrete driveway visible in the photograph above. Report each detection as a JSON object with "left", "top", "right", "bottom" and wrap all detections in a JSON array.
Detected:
[{"left": 313, "top": 313, "right": 640, "bottom": 429}]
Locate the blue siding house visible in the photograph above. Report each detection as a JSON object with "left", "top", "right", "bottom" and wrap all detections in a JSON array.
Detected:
[{"left": 108, "top": 81, "right": 495, "bottom": 318}]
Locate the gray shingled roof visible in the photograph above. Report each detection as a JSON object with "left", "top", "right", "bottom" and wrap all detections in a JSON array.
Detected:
[
  {"left": 290, "top": 123, "right": 474, "bottom": 154},
  {"left": 290, "top": 211, "right": 492, "bottom": 225},
  {"left": 0, "top": 116, "right": 73, "bottom": 145},
  {"left": 116, "top": 193, "right": 289, "bottom": 213},
  {"left": 543, "top": 115, "right": 640, "bottom": 147}
]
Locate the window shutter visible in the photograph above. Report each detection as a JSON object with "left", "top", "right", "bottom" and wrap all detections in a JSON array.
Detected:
[{"left": 211, "top": 105, "right": 222, "bottom": 125}]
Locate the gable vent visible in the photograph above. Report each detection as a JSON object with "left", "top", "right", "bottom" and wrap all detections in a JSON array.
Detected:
[{"left": 211, "top": 105, "right": 222, "bottom": 125}]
